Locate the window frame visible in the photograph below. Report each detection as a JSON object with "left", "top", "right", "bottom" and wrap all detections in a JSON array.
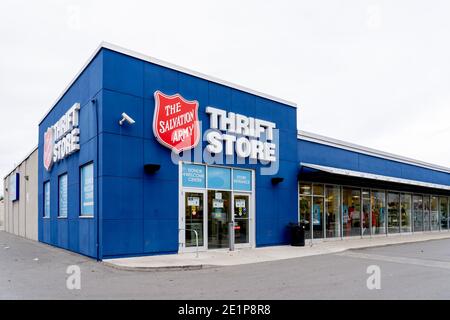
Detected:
[
  {"left": 79, "top": 162, "right": 95, "bottom": 218},
  {"left": 298, "top": 180, "right": 448, "bottom": 239},
  {"left": 43, "top": 180, "right": 51, "bottom": 218},
  {"left": 58, "top": 173, "right": 68, "bottom": 218}
]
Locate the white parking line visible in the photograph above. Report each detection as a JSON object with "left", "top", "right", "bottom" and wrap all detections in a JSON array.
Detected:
[{"left": 337, "top": 251, "right": 450, "bottom": 270}]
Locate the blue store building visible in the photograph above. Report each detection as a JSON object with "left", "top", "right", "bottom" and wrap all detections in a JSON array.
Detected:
[{"left": 38, "top": 43, "right": 450, "bottom": 260}]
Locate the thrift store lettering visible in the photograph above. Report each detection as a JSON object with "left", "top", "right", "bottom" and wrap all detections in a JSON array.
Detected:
[
  {"left": 158, "top": 101, "right": 195, "bottom": 143},
  {"left": 43, "top": 103, "right": 80, "bottom": 171},
  {"left": 206, "top": 107, "right": 277, "bottom": 162},
  {"left": 53, "top": 104, "right": 80, "bottom": 162}
]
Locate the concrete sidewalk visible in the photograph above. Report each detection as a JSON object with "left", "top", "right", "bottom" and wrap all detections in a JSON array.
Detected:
[{"left": 103, "top": 232, "right": 450, "bottom": 271}]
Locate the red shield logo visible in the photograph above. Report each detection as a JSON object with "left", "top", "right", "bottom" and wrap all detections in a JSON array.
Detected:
[
  {"left": 43, "top": 127, "right": 54, "bottom": 171},
  {"left": 153, "top": 91, "right": 200, "bottom": 153}
]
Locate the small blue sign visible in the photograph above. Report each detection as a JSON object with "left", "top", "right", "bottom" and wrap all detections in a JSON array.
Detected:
[
  {"left": 233, "top": 169, "right": 252, "bottom": 191},
  {"left": 207, "top": 167, "right": 231, "bottom": 190},
  {"left": 10, "top": 173, "right": 19, "bottom": 202},
  {"left": 182, "top": 163, "right": 206, "bottom": 188},
  {"left": 313, "top": 204, "right": 321, "bottom": 225}
]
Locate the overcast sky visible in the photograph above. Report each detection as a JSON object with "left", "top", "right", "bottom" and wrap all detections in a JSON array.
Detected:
[{"left": 1, "top": 0, "right": 450, "bottom": 188}]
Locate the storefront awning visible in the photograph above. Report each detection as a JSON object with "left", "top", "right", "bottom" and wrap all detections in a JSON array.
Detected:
[{"left": 300, "top": 162, "right": 450, "bottom": 191}]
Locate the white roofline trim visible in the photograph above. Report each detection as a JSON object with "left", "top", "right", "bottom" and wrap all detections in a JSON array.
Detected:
[
  {"left": 298, "top": 130, "right": 450, "bottom": 174},
  {"left": 39, "top": 41, "right": 297, "bottom": 125},
  {"left": 4, "top": 145, "right": 38, "bottom": 180},
  {"left": 101, "top": 42, "right": 297, "bottom": 108},
  {"left": 300, "top": 162, "right": 450, "bottom": 191},
  {"left": 38, "top": 43, "right": 104, "bottom": 125}
]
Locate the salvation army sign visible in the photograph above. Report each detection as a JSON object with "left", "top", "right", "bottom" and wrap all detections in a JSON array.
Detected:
[
  {"left": 43, "top": 128, "right": 54, "bottom": 171},
  {"left": 153, "top": 91, "right": 200, "bottom": 154},
  {"left": 152, "top": 90, "right": 278, "bottom": 163}
]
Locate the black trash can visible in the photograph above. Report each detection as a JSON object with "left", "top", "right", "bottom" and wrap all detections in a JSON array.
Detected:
[{"left": 289, "top": 223, "right": 305, "bottom": 247}]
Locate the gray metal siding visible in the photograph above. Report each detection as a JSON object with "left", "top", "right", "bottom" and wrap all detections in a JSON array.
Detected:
[{"left": 3, "top": 148, "right": 38, "bottom": 241}]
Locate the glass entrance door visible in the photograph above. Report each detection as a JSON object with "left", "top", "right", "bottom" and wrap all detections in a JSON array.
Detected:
[
  {"left": 183, "top": 190, "right": 206, "bottom": 249},
  {"left": 233, "top": 194, "right": 250, "bottom": 245},
  {"left": 208, "top": 190, "right": 231, "bottom": 249}
]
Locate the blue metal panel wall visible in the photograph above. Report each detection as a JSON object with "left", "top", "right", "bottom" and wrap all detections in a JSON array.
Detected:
[
  {"left": 38, "top": 46, "right": 298, "bottom": 259},
  {"left": 298, "top": 139, "right": 450, "bottom": 186},
  {"left": 40, "top": 45, "right": 450, "bottom": 260},
  {"left": 38, "top": 52, "right": 103, "bottom": 259},
  {"left": 99, "top": 48, "right": 298, "bottom": 258}
]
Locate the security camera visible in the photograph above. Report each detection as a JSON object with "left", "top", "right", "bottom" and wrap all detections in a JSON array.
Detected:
[{"left": 119, "top": 113, "right": 135, "bottom": 126}]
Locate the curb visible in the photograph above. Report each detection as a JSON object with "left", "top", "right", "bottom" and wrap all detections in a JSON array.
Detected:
[
  {"left": 102, "top": 261, "right": 216, "bottom": 272},
  {"left": 101, "top": 235, "right": 450, "bottom": 272},
  {"left": 346, "top": 234, "right": 450, "bottom": 251}
]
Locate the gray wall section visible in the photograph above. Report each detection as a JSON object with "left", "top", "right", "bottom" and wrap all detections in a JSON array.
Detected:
[
  {"left": 0, "top": 200, "right": 4, "bottom": 230},
  {"left": 3, "top": 148, "right": 38, "bottom": 241}
]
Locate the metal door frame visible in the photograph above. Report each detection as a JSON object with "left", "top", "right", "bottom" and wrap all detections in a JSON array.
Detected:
[
  {"left": 178, "top": 162, "right": 256, "bottom": 252},
  {"left": 232, "top": 192, "right": 253, "bottom": 249},
  {"left": 179, "top": 188, "right": 208, "bottom": 253}
]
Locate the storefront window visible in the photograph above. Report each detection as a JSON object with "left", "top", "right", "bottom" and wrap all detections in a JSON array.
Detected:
[
  {"left": 325, "top": 186, "right": 340, "bottom": 238},
  {"left": 413, "top": 195, "right": 423, "bottom": 232},
  {"left": 440, "top": 197, "right": 449, "bottom": 230},
  {"left": 400, "top": 194, "right": 412, "bottom": 233},
  {"left": 299, "top": 181, "right": 447, "bottom": 237},
  {"left": 300, "top": 183, "right": 312, "bottom": 196},
  {"left": 431, "top": 196, "right": 439, "bottom": 231},
  {"left": 313, "top": 195, "right": 324, "bottom": 239},
  {"left": 362, "top": 190, "right": 371, "bottom": 236},
  {"left": 44, "top": 181, "right": 50, "bottom": 218},
  {"left": 299, "top": 196, "right": 311, "bottom": 240},
  {"left": 371, "top": 191, "right": 386, "bottom": 235},
  {"left": 80, "top": 163, "right": 94, "bottom": 217},
  {"left": 423, "top": 196, "right": 431, "bottom": 231},
  {"left": 387, "top": 193, "right": 400, "bottom": 234},
  {"left": 342, "top": 188, "right": 361, "bottom": 237},
  {"left": 313, "top": 184, "right": 324, "bottom": 197},
  {"left": 207, "top": 167, "right": 231, "bottom": 190},
  {"left": 58, "top": 174, "right": 68, "bottom": 218},
  {"left": 312, "top": 184, "right": 325, "bottom": 239}
]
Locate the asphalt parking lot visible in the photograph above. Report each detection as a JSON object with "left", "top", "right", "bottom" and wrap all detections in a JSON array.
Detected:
[{"left": 1, "top": 230, "right": 450, "bottom": 299}]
